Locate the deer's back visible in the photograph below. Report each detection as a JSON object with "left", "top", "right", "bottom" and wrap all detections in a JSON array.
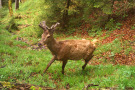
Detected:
[{"left": 57, "top": 40, "right": 95, "bottom": 60}]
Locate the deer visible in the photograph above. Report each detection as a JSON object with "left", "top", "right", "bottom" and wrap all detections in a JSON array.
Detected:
[{"left": 38, "top": 21, "right": 98, "bottom": 74}]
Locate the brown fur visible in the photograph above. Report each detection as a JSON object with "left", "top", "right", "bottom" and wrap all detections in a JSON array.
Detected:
[{"left": 38, "top": 21, "right": 97, "bottom": 74}]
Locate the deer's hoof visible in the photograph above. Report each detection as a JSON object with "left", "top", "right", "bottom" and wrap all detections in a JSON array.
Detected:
[
  {"left": 62, "top": 71, "right": 64, "bottom": 75},
  {"left": 82, "top": 66, "right": 85, "bottom": 70}
]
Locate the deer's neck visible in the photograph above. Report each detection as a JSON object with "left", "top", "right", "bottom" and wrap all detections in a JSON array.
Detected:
[{"left": 46, "top": 38, "right": 60, "bottom": 55}]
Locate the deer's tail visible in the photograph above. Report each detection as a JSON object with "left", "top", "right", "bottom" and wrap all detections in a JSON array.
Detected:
[{"left": 92, "top": 39, "right": 99, "bottom": 47}]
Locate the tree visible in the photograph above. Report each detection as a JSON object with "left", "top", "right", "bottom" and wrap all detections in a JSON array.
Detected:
[
  {"left": 62, "top": 0, "right": 71, "bottom": 29},
  {"left": 15, "top": 0, "right": 19, "bottom": 10},
  {"left": 8, "top": 0, "right": 13, "bottom": 16},
  {"left": 21, "top": 0, "right": 26, "bottom": 3},
  {"left": 0, "top": 0, "right": 2, "bottom": 8}
]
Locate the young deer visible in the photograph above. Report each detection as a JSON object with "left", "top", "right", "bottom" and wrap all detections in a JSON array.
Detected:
[{"left": 38, "top": 21, "right": 97, "bottom": 74}]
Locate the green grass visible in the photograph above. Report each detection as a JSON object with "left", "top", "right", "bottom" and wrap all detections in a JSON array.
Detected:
[
  {"left": 0, "top": 0, "right": 135, "bottom": 89},
  {"left": 0, "top": 28, "right": 135, "bottom": 89},
  {"left": 94, "top": 38, "right": 122, "bottom": 56}
]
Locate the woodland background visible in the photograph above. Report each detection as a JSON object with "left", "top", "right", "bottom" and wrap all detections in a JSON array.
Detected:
[{"left": 0, "top": 0, "right": 135, "bottom": 89}]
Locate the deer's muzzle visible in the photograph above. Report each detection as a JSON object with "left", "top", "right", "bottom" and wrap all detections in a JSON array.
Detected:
[{"left": 38, "top": 43, "right": 42, "bottom": 47}]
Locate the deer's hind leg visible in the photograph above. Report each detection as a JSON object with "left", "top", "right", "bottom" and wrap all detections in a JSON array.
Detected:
[
  {"left": 82, "top": 55, "right": 93, "bottom": 70},
  {"left": 62, "top": 60, "right": 68, "bottom": 74}
]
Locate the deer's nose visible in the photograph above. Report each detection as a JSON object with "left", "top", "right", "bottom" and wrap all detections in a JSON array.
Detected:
[{"left": 38, "top": 43, "right": 42, "bottom": 47}]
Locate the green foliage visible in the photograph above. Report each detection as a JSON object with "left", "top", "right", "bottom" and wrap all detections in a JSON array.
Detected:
[
  {"left": 94, "top": 2, "right": 104, "bottom": 8},
  {"left": 105, "top": 18, "right": 115, "bottom": 30},
  {"left": 2, "top": 0, "right": 134, "bottom": 33},
  {"left": 89, "top": 29, "right": 103, "bottom": 37},
  {"left": 102, "top": 4, "right": 112, "bottom": 14},
  {"left": 123, "top": 41, "right": 133, "bottom": 55},
  {"left": 115, "top": 22, "right": 122, "bottom": 29},
  {"left": 0, "top": 7, "right": 8, "bottom": 18},
  {"left": 66, "top": 28, "right": 76, "bottom": 35},
  {"left": 38, "top": 0, "right": 134, "bottom": 32},
  {"left": 7, "top": 17, "right": 19, "bottom": 32},
  {"left": 105, "top": 18, "right": 122, "bottom": 30},
  {"left": 94, "top": 38, "right": 122, "bottom": 55}
]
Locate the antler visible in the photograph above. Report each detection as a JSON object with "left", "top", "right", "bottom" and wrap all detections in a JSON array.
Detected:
[
  {"left": 39, "top": 21, "right": 49, "bottom": 30},
  {"left": 39, "top": 21, "right": 60, "bottom": 31},
  {"left": 51, "top": 22, "right": 60, "bottom": 29}
]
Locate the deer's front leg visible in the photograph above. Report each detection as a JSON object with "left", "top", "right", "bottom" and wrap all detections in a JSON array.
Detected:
[{"left": 43, "top": 55, "right": 56, "bottom": 73}]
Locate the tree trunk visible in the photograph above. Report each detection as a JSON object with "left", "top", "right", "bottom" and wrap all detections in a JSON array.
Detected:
[
  {"left": 21, "top": 0, "right": 26, "bottom": 3},
  {"left": 0, "top": 0, "right": 2, "bottom": 8},
  {"left": 8, "top": 0, "right": 13, "bottom": 16},
  {"left": 15, "top": 0, "right": 19, "bottom": 10},
  {"left": 62, "top": 0, "right": 70, "bottom": 29},
  {"left": 107, "top": 0, "right": 115, "bottom": 20},
  {"left": 19, "top": 0, "right": 21, "bottom": 3}
]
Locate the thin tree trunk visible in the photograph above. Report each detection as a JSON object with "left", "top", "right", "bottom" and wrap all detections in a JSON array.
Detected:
[
  {"left": 8, "top": 0, "right": 13, "bottom": 16},
  {"left": 107, "top": 0, "right": 115, "bottom": 20},
  {"left": 15, "top": 0, "right": 19, "bottom": 10},
  {"left": 0, "top": 0, "right": 2, "bottom": 8},
  {"left": 19, "top": 0, "right": 21, "bottom": 3},
  {"left": 62, "top": 0, "right": 71, "bottom": 29}
]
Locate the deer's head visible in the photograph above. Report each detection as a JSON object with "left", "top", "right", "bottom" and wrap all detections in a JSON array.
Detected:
[{"left": 38, "top": 21, "right": 60, "bottom": 47}]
